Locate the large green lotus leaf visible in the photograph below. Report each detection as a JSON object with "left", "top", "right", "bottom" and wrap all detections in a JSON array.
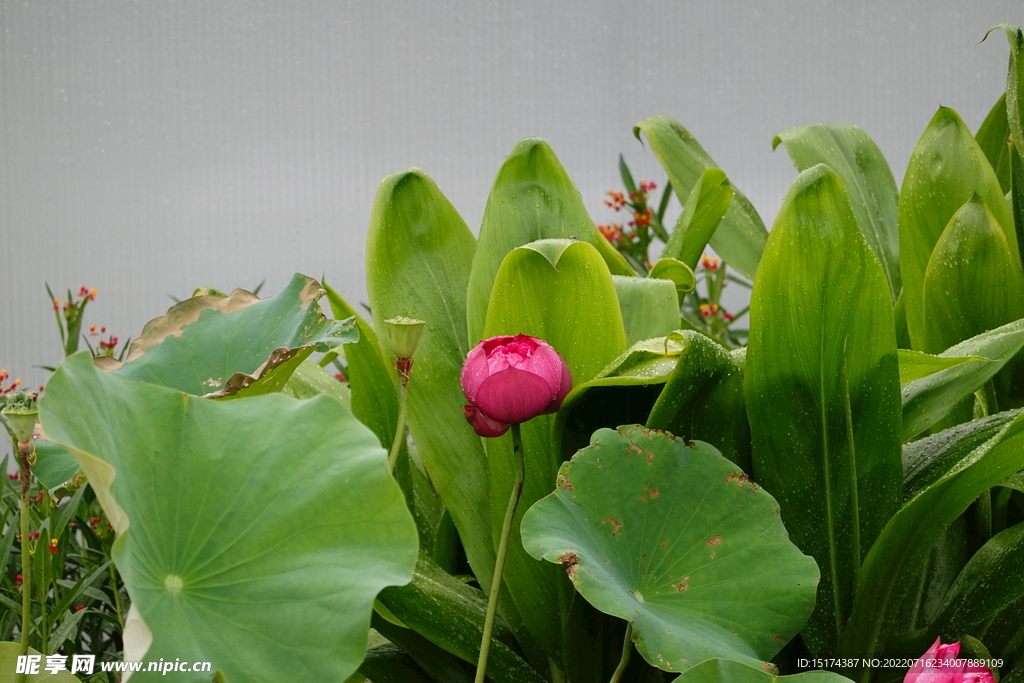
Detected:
[
  {"left": 107, "top": 273, "right": 356, "bottom": 396},
  {"left": 976, "top": 94, "right": 1012, "bottom": 193},
  {"left": 901, "top": 318, "right": 1024, "bottom": 441},
  {"left": 554, "top": 335, "right": 687, "bottom": 459},
  {"left": 376, "top": 554, "right": 544, "bottom": 683},
  {"left": 612, "top": 275, "right": 680, "bottom": 345},
  {"left": 38, "top": 352, "right": 418, "bottom": 683},
  {"left": 927, "top": 518, "right": 1024, "bottom": 639},
  {"left": 482, "top": 238, "right": 629, "bottom": 671},
  {"left": 521, "top": 426, "right": 819, "bottom": 674},
  {"left": 647, "top": 331, "right": 750, "bottom": 473},
  {"left": 773, "top": 123, "right": 901, "bottom": 301},
  {"left": 662, "top": 168, "right": 734, "bottom": 272},
  {"left": 670, "top": 658, "right": 854, "bottom": 683},
  {"left": 839, "top": 411, "right": 1024, "bottom": 677},
  {"left": 467, "top": 138, "right": 633, "bottom": 342},
  {"left": 634, "top": 117, "right": 767, "bottom": 279},
  {"left": 898, "top": 107, "right": 1018, "bottom": 350},
  {"left": 0, "top": 643, "right": 82, "bottom": 681},
  {"left": 746, "top": 164, "right": 902, "bottom": 654},
  {"left": 921, "top": 195, "right": 1024, "bottom": 354},
  {"left": 364, "top": 169, "right": 497, "bottom": 593}
]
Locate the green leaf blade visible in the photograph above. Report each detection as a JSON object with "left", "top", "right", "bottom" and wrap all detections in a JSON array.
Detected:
[
  {"left": 745, "top": 164, "right": 902, "bottom": 654},
  {"left": 773, "top": 123, "right": 901, "bottom": 301},
  {"left": 634, "top": 116, "right": 768, "bottom": 279}
]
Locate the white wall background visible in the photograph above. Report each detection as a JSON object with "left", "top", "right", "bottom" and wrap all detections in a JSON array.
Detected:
[{"left": 2, "top": 0, "right": 1022, "bottom": 391}]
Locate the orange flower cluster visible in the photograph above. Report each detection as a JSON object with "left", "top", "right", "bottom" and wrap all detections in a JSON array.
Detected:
[
  {"left": 53, "top": 286, "right": 97, "bottom": 312},
  {"left": 0, "top": 369, "right": 21, "bottom": 395},
  {"left": 701, "top": 256, "right": 720, "bottom": 270},
  {"left": 698, "top": 303, "right": 735, "bottom": 322}
]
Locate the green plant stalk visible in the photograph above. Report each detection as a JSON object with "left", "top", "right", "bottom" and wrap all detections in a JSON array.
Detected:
[
  {"left": 608, "top": 622, "right": 633, "bottom": 683},
  {"left": 17, "top": 437, "right": 33, "bottom": 658},
  {"left": 474, "top": 422, "right": 525, "bottom": 683},
  {"left": 387, "top": 381, "right": 408, "bottom": 472},
  {"left": 109, "top": 563, "right": 125, "bottom": 631}
]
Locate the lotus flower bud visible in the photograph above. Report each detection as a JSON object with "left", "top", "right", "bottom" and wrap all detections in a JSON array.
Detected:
[
  {"left": 460, "top": 334, "right": 572, "bottom": 437},
  {"left": 904, "top": 639, "right": 994, "bottom": 683}
]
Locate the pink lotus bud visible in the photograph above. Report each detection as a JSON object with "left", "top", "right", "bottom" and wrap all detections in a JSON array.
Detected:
[
  {"left": 904, "top": 639, "right": 995, "bottom": 683},
  {"left": 460, "top": 334, "right": 572, "bottom": 436}
]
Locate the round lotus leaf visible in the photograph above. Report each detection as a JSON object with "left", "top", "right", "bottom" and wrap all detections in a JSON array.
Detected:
[{"left": 521, "top": 425, "right": 819, "bottom": 673}]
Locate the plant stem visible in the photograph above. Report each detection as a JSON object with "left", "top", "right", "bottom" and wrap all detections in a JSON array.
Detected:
[
  {"left": 18, "top": 438, "right": 33, "bottom": 657},
  {"left": 387, "top": 381, "right": 408, "bottom": 472},
  {"left": 109, "top": 563, "right": 125, "bottom": 631},
  {"left": 609, "top": 622, "right": 634, "bottom": 683},
  {"left": 474, "top": 423, "right": 525, "bottom": 683}
]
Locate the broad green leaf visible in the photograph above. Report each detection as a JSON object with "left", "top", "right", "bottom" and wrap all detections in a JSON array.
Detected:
[
  {"left": 647, "top": 332, "right": 750, "bottom": 473},
  {"left": 321, "top": 279, "right": 399, "bottom": 448},
  {"left": 928, "top": 518, "right": 1024, "bottom": 638},
  {"left": 107, "top": 273, "right": 356, "bottom": 396},
  {"left": 359, "top": 644, "right": 439, "bottom": 683},
  {"left": 467, "top": 138, "right": 633, "bottom": 342},
  {"left": 612, "top": 275, "right": 680, "bottom": 344},
  {"left": 377, "top": 554, "right": 545, "bottom": 683},
  {"left": 1013, "top": 139, "right": 1024, "bottom": 272},
  {"left": 839, "top": 411, "right": 1024, "bottom": 674},
  {"left": 990, "top": 25, "right": 1024, "bottom": 167},
  {"left": 522, "top": 426, "right": 819, "bottom": 673},
  {"left": 901, "top": 319, "right": 1024, "bottom": 441},
  {"left": 903, "top": 409, "right": 1023, "bottom": 506},
  {"left": 773, "top": 123, "right": 901, "bottom": 301},
  {"left": 976, "top": 93, "right": 1011, "bottom": 193},
  {"left": 921, "top": 195, "right": 1024, "bottom": 354},
  {"left": 369, "top": 613, "right": 476, "bottom": 683},
  {"left": 897, "top": 349, "right": 977, "bottom": 384},
  {"left": 0, "top": 643, "right": 82, "bottom": 681},
  {"left": 746, "top": 164, "right": 902, "bottom": 654},
  {"left": 282, "top": 358, "right": 352, "bottom": 409},
  {"left": 634, "top": 116, "right": 768, "bottom": 279},
  {"left": 365, "top": 169, "right": 496, "bottom": 592},
  {"left": 898, "top": 107, "right": 1018, "bottom": 350},
  {"left": 39, "top": 352, "right": 417, "bottom": 683},
  {"left": 554, "top": 335, "right": 688, "bottom": 459},
  {"left": 482, "top": 239, "right": 628, "bottom": 671},
  {"left": 662, "top": 168, "right": 734, "bottom": 272},
  {"left": 671, "top": 658, "right": 855, "bottom": 683}
]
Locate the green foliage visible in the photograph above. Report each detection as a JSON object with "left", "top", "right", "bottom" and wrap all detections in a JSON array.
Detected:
[{"left": 522, "top": 426, "right": 819, "bottom": 673}]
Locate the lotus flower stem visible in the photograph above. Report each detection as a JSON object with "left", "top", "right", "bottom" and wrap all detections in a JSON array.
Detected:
[
  {"left": 474, "top": 422, "right": 525, "bottom": 683},
  {"left": 608, "top": 622, "right": 633, "bottom": 683},
  {"left": 387, "top": 381, "right": 408, "bottom": 472},
  {"left": 15, "top": 435, "right": 33, "bottom": 660}
]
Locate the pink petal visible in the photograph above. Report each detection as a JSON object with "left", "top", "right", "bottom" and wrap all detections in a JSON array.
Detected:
[
  {"left": 460, "top": 343, "right": 491, "bottom": 405},
  {"left": 542, "top": 359, "right": 573, "bottom": 414},
  {"left": 463, "top": 405, "right": 509, "bottom": 438},
  {"left": 475, "top": 367, "right": 553, "bottom": 424}
]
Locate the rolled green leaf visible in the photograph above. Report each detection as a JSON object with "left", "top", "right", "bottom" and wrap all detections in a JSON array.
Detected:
[
  {"left": 669, "top": 658, "right": 854, "bottom": 683},
  {"left": 746, "top": 164, "right": 902, "bottom": 654}
]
